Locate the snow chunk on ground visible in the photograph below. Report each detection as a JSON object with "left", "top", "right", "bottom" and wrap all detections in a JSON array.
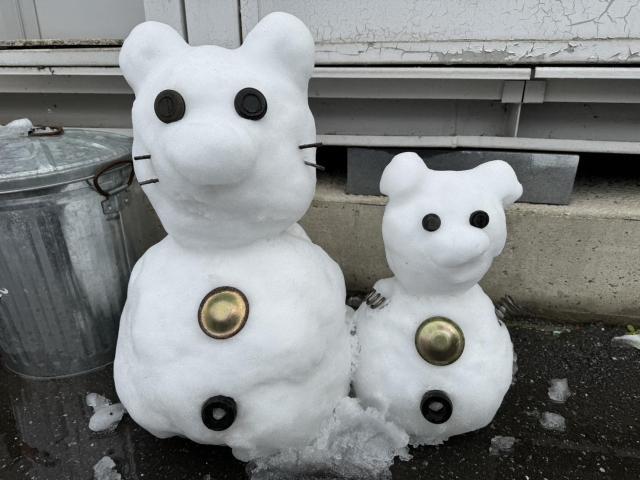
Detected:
[
  {"left": 93, "top": 456, "right": 121, "bottom": 480},
  {"left": 248, "top": 397, "right": 410, "bottom": 480},
  {"left": 489, "top": 436, "right": 516, "bottom": 456},
  {"left": 539, "top": 412, "right": 566, "bottom": 432},
  {"left": 611, "top": 334, "right": 640, "bottom": 350},
  {"left": 0, "top": 118, "right": 33, "bottom": 138},
  {"left": 548, "top": 378, "right": 571, "bottom": 404},
  {"left": 86, "top": 393, "right": 126, "bottom": 432}
]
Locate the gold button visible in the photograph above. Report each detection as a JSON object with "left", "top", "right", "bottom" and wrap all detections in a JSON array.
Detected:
[
  {"left": 198, "top": 287, "right": 249, "bottom": 339},
  {"left": 415, "top": 317, "right": 464, "bottom": 366}
]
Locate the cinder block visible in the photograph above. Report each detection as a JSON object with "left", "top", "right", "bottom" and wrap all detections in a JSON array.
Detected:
[{"left": 346, "top": 148, "right": 579, "bottom": 205}]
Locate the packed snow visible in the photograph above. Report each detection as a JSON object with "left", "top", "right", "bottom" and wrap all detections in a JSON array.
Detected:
[
  {"left": 86, "top": 393, "right": 126, "bottom": 432},
  {"left": 539, "top": 412, "right": 566, "bottom": 432},
  {"left": 249, "top": 398, "right": 409, "bottom": 479},
  {"left": 353, "top": 153, "right": 522, "bottom": 445},
  {"left": 93, "top": 456, "right": 121, "bottom": 480},
  {"left": 548, "top": 378, "right": 571, "bottom": 404}
]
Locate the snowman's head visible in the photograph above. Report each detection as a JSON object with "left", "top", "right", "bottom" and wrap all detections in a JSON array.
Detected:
[
  {"left": 380, "top": 152, "right": 522, "bottom": 295},
  {"left": 120, "top": 13, "right": 317, "bottom": 248}
]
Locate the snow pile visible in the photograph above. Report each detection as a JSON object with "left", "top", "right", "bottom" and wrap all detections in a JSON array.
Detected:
[
  {"left": 539, "top": 412, "right": 566, "bottom": 432},
  {"left": 93, "top": 456, "right": 121, "bottom": 480},
  {"left": 249, "top": 398, "right": 409, "bottom": 480},
  {"left": 86, "top": 393, "right": 126, "bottom": 432},
  {"left": 548, "top": 378, "right": 571, "bottom": 404},
  {"left": 489, "top": 436, "right": 516, "bottom": 456},
  {"left": 0, "top": 118, "right": 33, "bottom": 138}
]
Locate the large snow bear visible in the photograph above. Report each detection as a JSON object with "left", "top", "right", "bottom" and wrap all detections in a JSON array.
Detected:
[
  {"left": 114, "top": 13, "right": 351, "bottom": 461},
  {"left": 353, "top": 152, "right": 522, "bottom": 445}
]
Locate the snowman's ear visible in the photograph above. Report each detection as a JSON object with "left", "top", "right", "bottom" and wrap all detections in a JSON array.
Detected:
[
  {"left": 473, "top": 160, "right": 523, "bottom": 207},
  {"left": 380, "top": 152, "right": 428, "bottom": 198},
  {"left": 119, "top": 21, "right": 187, "bottom": 93},
  {"left": 241, "top": 12, "right": 315, "bottom": 88}
]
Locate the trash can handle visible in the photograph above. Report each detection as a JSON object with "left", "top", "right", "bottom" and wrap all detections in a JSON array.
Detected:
[{"left": 93, "top": 160, "right": 135, "bottom": 197}]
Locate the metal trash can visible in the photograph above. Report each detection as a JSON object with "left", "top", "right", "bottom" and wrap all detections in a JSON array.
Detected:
[{"left": 0, "top": 126, "right": 161, "bottom": 378}]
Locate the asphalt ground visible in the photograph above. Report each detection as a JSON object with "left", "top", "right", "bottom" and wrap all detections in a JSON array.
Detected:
[{"left": 1, "top": 319, "right": 639, "bottom": 480}]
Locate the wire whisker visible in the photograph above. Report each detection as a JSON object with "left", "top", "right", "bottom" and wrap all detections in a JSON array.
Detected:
[
  {"left": 304, "top": 161, "right": 325, "bottom": 171},
  {"left": 133, "top": 154, "right": 151, "bottom": 160},
  {"left": 299, "top": 142, "right": 322, "bottom": 150},
  {"left": 139, "top": 178, "right": 159, "bottom": 186}
]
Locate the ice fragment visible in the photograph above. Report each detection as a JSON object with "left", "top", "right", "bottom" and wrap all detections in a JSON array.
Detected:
[
  {"left": 86, "top": 393, "right": 126, "bottom": 432},
  {"left": 548, "top": 378, "right": 571, "bottom": 404},
  {"left": 612, "top": 334, "right": 640, "bottom": 350},
  {"left": 539, "top": 412, "right": 566, "bottom": 432},
  {"left": 489, "top": 435, "right": 516, "bottom": 456},
  {"left": 93, "top": 456, "right": 121, "bottom": 480}
]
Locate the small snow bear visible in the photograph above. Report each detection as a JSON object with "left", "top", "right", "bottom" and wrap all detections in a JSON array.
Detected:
[
  {"left": 114, "top": 13, "right": 351, "bottom": 461},
  {"left": 353, "top": 152, "right": 522, "bottom": 445}
]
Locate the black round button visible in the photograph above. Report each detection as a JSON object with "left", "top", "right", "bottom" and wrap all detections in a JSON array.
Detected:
[
  {"left": 154, "top": 89, "right": 185, "bottom": 123},
  {"left": 201, "top": 395, "right": 237, "bottom": 431},
  {"left": 420, "top": 390, "right": 452, "bottom": 424},
  {"left": 469, "top": 210, "right": 490, "bottom": 229},
  {"left": 234, "top": 88, "right": 267, "bottom": 120},
  {"left": 422, "top": 213, "right": 441, "bottom": 232}
]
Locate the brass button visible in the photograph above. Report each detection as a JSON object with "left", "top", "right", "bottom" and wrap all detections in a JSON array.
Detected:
[
  {"left": 415, "top": 317, "right": 464, "bottom": 366},
  {"left": 198, "top": 287, "right": 249, "bottom": 339}
]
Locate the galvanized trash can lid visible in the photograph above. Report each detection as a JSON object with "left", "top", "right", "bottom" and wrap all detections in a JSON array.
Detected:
[{"left": 0, "top": 122, "right": 132, "bottom": 194}]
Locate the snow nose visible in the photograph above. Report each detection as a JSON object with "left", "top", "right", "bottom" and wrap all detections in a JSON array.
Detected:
[
  {"left": 164, "top": 121, "right": 257, "bottom": 186},
  {"left": 431, "top": 229, "right": 490, "bottom": 268}
]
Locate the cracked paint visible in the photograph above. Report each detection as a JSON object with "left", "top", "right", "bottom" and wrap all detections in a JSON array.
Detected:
[{"left": 242, "top": 0, "right": 640, "bottom": 64}]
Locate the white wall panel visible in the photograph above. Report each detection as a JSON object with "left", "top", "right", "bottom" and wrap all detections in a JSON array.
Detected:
[
  {"left": 143, "top": 0, "right": 187, "bottom": 39},
  {"left": 185, "top": 0, "right": 240, "bottom": 47},
  {"left": 0, "top": 0, "right": 145, "bottom": 41}
]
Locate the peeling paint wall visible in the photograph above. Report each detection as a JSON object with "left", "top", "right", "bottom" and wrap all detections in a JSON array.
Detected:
[{"left": 240, "top": 0, "right": 640, "bottom": 64}]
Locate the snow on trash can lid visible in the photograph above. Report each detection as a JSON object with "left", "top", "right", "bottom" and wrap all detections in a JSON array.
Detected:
[{"left": 0, "top": 121, "right": 132, "bottom": 194}]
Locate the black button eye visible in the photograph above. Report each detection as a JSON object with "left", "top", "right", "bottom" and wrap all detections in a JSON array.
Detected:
[
  {"left": 154, "top": 90, "right": 185, "bottom": 123},
  {"left": 422, "top": 213, "right": 441, "bottom": 232},
  {"left": 469, "top": 210, "right": 490, "bottom": 228},
  {"left": 234, "top": 88, "right": 267, "bottom": 120}
]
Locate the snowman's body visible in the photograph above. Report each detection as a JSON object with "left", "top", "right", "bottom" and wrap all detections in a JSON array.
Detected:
[
  {"left": 116, "top": 229, "right": 349, "bottom": 460},
  {"left": 353, "top": 152, "right": 522, "bottom": 444},
  {"left": 354, "top": 280, "right": 512, "bottom": 444},
  {"left": 113, "top": 13, "right": 350, "bottom": 460}
]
